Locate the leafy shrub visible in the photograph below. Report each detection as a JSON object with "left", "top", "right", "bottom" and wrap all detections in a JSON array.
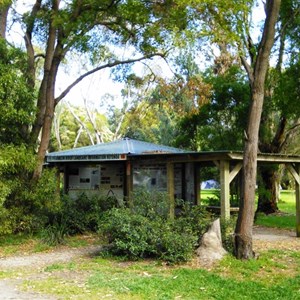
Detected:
[
  {"left": 176, "top": 203, "right": 212, "bottom": 243},
  {"left": 100, "top": 208, "right": 200, "bottom": 263},
  {"left": 99, "top": 190, "right": 212, "bottom": 263},
  {"left": 100, "top": 208, "right": 157, "bottom": 258},
  {"left": 60, "top": 193, "right": 120, "bottom": 235},
  {"left": 131, "top": 189, "right": 170, "bottom": 219},
  {"left": 220, "top": 217, "right": 236, "bottom": 253},
  {"left": 156, "top": 222, "right": 197, "bottom": 263}
]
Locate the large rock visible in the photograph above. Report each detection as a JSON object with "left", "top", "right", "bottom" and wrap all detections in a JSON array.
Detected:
[{"left": 196, "top": 218, "right": 227, "bottom": 266}]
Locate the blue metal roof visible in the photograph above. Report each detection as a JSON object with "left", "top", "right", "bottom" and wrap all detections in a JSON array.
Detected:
[{"left": 46, "top": 138, "right": 189, "bottom": 163}]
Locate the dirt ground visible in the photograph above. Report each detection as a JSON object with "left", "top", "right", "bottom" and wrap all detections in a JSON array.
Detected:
[
  {"left": 253, "top": 225, "right": 300, "bottom": 251},
  {"left": 0, "top": 227, "right": 299, "bottom": 299}
]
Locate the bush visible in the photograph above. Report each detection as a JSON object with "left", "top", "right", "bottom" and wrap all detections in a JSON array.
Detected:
[
  {"left": 100, "top": 208, "right": 157, "bottom": 258},
  {"left": 157, "top": 222, "right": 197, "bottom": 263},
  {"left": 99, "top": 208, "right": 201, "bottom": 263},
  {"left": 60, "top": 193, "right": 120, "bottom": 235},
  {"left": 176, "top": 203, "right": 212, "bottom": 244},
  {"left": 99, "top": 190, "right": 212, "bottom": 263},
  {"left": 131, "top": 189, "right": 170, "bottom": 219},
  {"left": 220, "top": 217, "right": 236, "bottom": 253}
]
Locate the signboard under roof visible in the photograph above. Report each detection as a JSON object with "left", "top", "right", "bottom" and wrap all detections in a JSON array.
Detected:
[{"left": 47, "top": 154, "right": 127, "bottom": 162}]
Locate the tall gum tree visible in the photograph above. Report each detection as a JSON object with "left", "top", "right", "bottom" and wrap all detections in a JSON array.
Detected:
[
  {"left": 256, "top": 0, "right": 300, "bottom": 215},
  {"left": 4, "top": 0, "right": 186, "bottom": 179},
  {"left": 235, "top": 0, "right": 281, "bottom": 259},
  {"left": 178, "top": 0, "right": 281, "bottom": 258}
]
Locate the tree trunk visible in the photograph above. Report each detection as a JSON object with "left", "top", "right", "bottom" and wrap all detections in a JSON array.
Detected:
[
  {"left": 32, "top": 65, "right": 58, "bottom": 180},
  {"left": 235, "top": 0, "right": 281, "bottom": 259},
  {"left": 235, "top": 91, "right": 264, "bottom": 259},
  {"left": 256, "top": 165, "right": 280, "bottom": 214},
  {"left": 0, "top": 3, "right": 10, "bottom": 39}
]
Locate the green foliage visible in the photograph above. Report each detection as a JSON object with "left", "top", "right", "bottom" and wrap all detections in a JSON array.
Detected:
[
  {"left": 59, "top": 193, "right": 101, "bottom": 234},
  {"left": 0, "top": 145, "right": 38, "bottom": 235},
  {"left": 40, "top": 222, "right": 68, "bottom": 246},
  {"left": 131, "top": 188, "right": 170, "bottom": 219},
  {"left": 158, "top": 221, "right": 197, "bottom": 263},
  {"left": 99, "top": 190, "right": 212, "bottom": 263},
  {"left": 100, "top": 208, "right": 157, "bottom": 258},
  {"left": 176, "top": 66, "right": 250, "bottom": 151},
  {"left": 220, "top": 217, "right": 236, "bottom": 253},
  {"left": 43, "top": 192, "right": 120, "bottom": 239},
  {"left": 0, "top": 40, "right": 35, "bottom": 144},
  {"left": 100, "top": 207, "right": 198, "bottom": 263}
]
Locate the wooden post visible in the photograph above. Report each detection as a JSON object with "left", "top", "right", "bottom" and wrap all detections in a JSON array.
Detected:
[
  {"left": 64, "top": 165, "right": 68, "bottom": 194},
  {"left": 126, "top": 161, "right": 133, "bottom": 207},
  {"left": 55, "top": 167, "right": 61, "bottom": 200},
  {"left": 286, "top": 163, "right": 300, "bottom": 237},
  {"left": 195, "top": 163, "right": 201, "bottom": 206},
  {"left": 167, "top": 162, "right": 175, "bottom": 219},
  {"left": 220, "top": 160, "right": 230, "bottom": 220},
  {"left": 296, "top": 171, "right": 300, "bottom": 238}
]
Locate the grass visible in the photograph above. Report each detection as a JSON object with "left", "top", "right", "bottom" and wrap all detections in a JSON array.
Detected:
[
  {"left": 0, "top": 232, "right": 99, "bottom": 257},
  {"left": 255, "top": 214, "right": 296, "bottom": 229},
  {"left": 278, "top": 190, "right": 296, "bottom": 213},
  {"left": 201, "top": 189, "right": 297, "bottom": 230},
  {"left": 20, "top": 251, "right": 300, "bottom": 299},
  {"left": 0, "top": 190, "right": 298, "bottom": 299},
  {"left": 256, "top": 190, "right": 296, "bottom": 229}
]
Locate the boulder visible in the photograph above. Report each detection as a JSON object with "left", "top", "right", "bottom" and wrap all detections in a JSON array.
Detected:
[{"left": 196, "top": 218, "right": 227, "bottom": 266}]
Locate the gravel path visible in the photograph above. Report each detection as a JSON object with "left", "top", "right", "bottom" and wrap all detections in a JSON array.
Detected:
[
  {"left": 0, "top": 245, "right": 102, "bottom": 299},
  {"left": 253, "top": 225, "right": 300, "bottom": 251},
  {"left": 0, "top": 227, "right": 299, "bottom": 299},
  {"left": 0, "top": 245, "right": 102, "bottom": 269}
]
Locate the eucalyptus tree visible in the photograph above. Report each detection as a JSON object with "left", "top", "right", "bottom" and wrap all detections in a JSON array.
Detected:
[
  {"left": 175, "top": 0, "right": 281, "bottom": 258},
  {"left": 176, "top": 65, "right": 250, "bottom": 152},
  {"left": 3, "top": 0, "right": 187, "bottom": 179},
  {"left": 256, "top": 0, "right": 300, "bottom": 214}
]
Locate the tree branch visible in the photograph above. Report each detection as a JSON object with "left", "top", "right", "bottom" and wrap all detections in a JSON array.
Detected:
[
  {"left": 24, "top": 0, "right": 42, "bottom": 88},
  {"left": 55, "top": 52, "right": 165, "bottom": 104},
  {"left": 240, "top": 56, "right": 254, "bottom": 85},
  {"left": 279, "top": 119, "right": 300, "bottom": 153},
  {"left": 66, "top": 101, "right": 95, "bottom": 145}
]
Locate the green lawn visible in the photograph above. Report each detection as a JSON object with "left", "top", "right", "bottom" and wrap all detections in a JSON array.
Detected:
[
  {"left": 0, "top": 190, "right": 298, "bottom": 299},
  {"left": 21, "top": 251, "right": 300, "bottom": 300},
  {"left": 200, "top": 189, "right": 297, "bottom": 230},
  {"left": 277, "top": 190, "right": 296, "bottom": 213},
  {"left": 255, "top": 190, "right": 296, "bottom": 229}
]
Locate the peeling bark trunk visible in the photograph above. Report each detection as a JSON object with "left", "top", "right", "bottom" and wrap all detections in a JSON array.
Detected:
[
  {"left": 0, "top": 3, "right": 10, "bottom": 39},
  {"left": 33, "top": 61, "right": 59, "bottom": 180},
  {"left": 235, "top": 91, "right": 264, "bottom": 259},
  {"left": 235, "top": 0, "right": 281, "bottom": 259},
  {"left": 257, "top": 166, "right": 280, "bottom": 214},
  {"left": 54, "top": 110, "right": 62, "bottom": 151}
]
